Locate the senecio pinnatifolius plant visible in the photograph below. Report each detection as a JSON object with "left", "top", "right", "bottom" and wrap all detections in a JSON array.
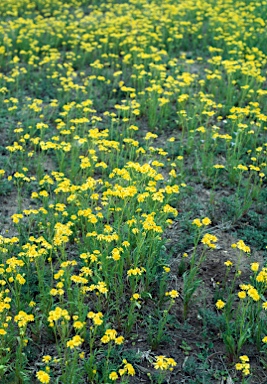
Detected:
[{"left": 0, "top": 0, "right": 266, "bottom": 382}]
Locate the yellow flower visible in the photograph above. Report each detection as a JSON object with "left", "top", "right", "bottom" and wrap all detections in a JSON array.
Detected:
[
  {"left": 42, "top": 355, "right": 52, "bottom": 363},
  {"left": 240, "top": 355, "right": 249, "bottom": 363},
  {"left": 215, "top": 300, "right": 225, "bottom": 309},
  {"left": 153, "top": 355, "right": 168, "bottom": 370},
  {"left": 250, "top": 262, "right": 259, "bottom": 272},
  {"left": 166, "top": 358, "right": 177, "bottom": 368},
  {"left": 165, "top": 290, "right": 179, "bottom": 299},
  {"left": 202, "top": 217, "right": 211, "bottom": 225},
  {"left": 73, "top": 321, "right": 85, "bottom": 330},
  {"left": 243, "top": 367, "right": 250, "bottom": 376},
  {"left": 115, "top": 336, "right": 124, "bottom": 345},
  {"left": 224, "top": 260, "right": 233, "bottom": 267},
  {"left": 238, "top": 291, "right": 246, "bottom": 299},
  {"left": 192, "top": 218, "right": 202, "bottom": 227},
  {"left": 119, "top": 368, "right": 126, "bottom": 376},
  {"left": 101, "top": 335, "right": 110, "bottom": 344},
  {"left": 109, "top": 372, "right": 118, "bottom": 381}
]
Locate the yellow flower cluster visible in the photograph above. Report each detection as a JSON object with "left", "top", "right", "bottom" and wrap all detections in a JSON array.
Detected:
[
  {"left": 235, "top": 355, "right": 250, "bottom": 376},
  {"left": 192, "top": 217, "right": 211, "bottom": 227},
  {"left": 153, "top": 355, "right": 177, "bottom": 371},
  {"left": 201, "top": 233, "right": 218, "bottom": 249},
  {"left": 48, "top": 307, "right": 70, "bottom": 327},
  {"left": 231, "top": 240, "right": 251, "bottom": 253},
  {"left": 101, "top": 329, "right": 124, "bottom": 345},
  {"left": 14, "top": 311, "right": 34, "bottom": 328},
  {"left": 66, "top": 335, "right": 84, "bottom": 349}
]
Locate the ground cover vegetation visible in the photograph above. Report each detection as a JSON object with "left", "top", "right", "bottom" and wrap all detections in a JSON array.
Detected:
[{"left": 0, "top": 0, "right": 266, "bottom": 382}]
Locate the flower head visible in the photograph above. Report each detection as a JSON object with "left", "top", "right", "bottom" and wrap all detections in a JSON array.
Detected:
[{"left": 215, "top": 299, "right": 225, "bottom": 310}]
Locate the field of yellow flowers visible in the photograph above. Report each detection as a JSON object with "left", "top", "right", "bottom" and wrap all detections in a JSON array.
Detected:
[{"left": 0, "top": 0, "right": 267, "bottom": 382}]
